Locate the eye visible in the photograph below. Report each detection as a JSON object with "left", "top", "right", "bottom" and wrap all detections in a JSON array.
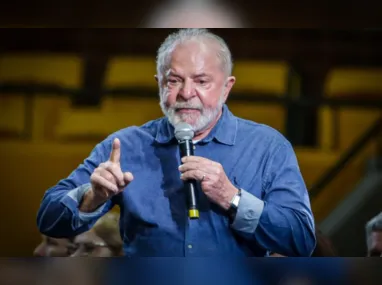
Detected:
[
  {"left": 167, "top": 78, "right": 179, "bottom": 84},
  {"left": 84, "top": 243, "right": 96, "bottom": 252},
  {"left": 196, "top": 79, "right": 209, "bottom": 85},
  {"left": 46, "top": 238, "right": 58, "bottom": 246},
  {"left": 67, "top": 244, "right": 78, "bottom": 254}
]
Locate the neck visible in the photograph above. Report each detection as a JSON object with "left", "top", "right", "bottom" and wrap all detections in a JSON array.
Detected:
[{"left": 193, "top": 110, "right": 223, "bottom": 141}]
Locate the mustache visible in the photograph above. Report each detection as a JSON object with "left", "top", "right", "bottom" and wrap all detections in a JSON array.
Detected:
[{"left": 169, "top": 102, "right": 203, "bottom": 110}]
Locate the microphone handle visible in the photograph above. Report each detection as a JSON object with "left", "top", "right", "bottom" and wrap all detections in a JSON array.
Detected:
[{"left": 179, "top": 140, "right": 199, "bottom": 219}]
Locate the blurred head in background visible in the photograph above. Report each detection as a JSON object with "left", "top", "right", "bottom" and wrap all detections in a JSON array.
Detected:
[
  {"left": 365, "top": 212, "right": 382, "bottom": 257},
  {"left": 141, "top": 0, "right": 247, "bottom": 28},
  {"left": 70, "top": 212, "right": 123, "bottom": 257},
  {"left": 34, "top": 235, "right": 74, "bottom": 257},
  {"left": 155, "top": 28, "right": 236, "bottom": 136}
]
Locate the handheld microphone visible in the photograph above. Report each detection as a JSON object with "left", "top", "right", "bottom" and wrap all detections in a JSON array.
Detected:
[{"left": 174, "top": 122, "right": 199, "bottom": 219}]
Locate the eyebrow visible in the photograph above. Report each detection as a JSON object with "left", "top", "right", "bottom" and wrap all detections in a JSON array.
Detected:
[
  {"left": 165, "top": 71, "right": 211, "bottom": 79},
  {"left": 165, "top": 71, "right": 182, "bottom": 78},
  {"left": 192, "top": 73, "right": 210, "bottom": 78}
]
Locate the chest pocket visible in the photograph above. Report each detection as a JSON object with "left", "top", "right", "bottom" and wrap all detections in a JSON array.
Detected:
[
  {"left": 221, "top": 154, "right": 265, "bottom": 199},
  {"left": 193, "top": 142, "right": 265, "bottom": 199}
]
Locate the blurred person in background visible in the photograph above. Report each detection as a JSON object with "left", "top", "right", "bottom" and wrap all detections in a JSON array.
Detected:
[
  {"left": 365, "top": 212, "right": 382, "bottom": 257},
  {"left": 37, "top": 28, "right": 315, "bottom": 257},
  {"left": 70, "top": 212, "right": 123, "bottom": 257},
  {"left": 34, "top": 235, "right": 74, "bottom": 257},
  {"left": 34, "top": 212, "right": 122, "bottom": 257},
  {"left": 140, "top": 0, "right": 247, "bottom": 28}
]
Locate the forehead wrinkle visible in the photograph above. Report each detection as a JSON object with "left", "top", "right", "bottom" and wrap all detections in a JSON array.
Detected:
[{"left": 167, "top": 40, "right": 222, "bottom": 76}]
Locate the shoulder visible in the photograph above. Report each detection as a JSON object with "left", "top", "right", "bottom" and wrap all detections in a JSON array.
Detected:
[
  {"left": 110, "top": 117, "right": 165, "bottom": 141},
  {"left": 235, "top": 116, "right": 292, "bottom": 151},
  {"left": 94, "top": 117, "right": 166, "bottom": 153}
]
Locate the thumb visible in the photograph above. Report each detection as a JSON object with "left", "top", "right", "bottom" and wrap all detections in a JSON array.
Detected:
[
  {"left": 109, "top": 138, "right": 121, "bottom": 163},
  {"left": 123, "top": 172, "right": 134, "bottom": 184}
]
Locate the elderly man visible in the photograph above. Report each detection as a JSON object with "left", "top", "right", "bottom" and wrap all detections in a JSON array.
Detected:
[
  {"left": 365, "top": 212, "right": 382, "bottom": 257},
  {"left": 37, "top": 28, "right": 315, "bottom": 257},
  {"left": 33, "top": 235, "right": 74, "bottom": 257}
]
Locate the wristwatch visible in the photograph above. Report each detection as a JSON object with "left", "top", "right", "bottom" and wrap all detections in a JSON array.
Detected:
[{"left": 228, "top": 188, "right": 242, "bottom": 223}]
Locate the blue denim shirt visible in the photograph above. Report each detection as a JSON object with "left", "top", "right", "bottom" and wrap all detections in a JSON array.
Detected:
[{"left": 37, "top": 104, "right": 316, "bottom": 257}]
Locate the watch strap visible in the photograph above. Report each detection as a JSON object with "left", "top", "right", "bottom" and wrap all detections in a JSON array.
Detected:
[{"left": 228, "top": 188, "right": 242, "bottom": 223}]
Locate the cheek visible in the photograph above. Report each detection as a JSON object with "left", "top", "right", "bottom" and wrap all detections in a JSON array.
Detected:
[
  {"left": 197, "top": 88, "right": 222, "bottom": 107},
  {"left": 92, "top": 247, "right": 115, "bottom": 257},
  {"left": 373, "top": 239, "right": 382, "bottom": 251},
  {"left": 161, "top": 87, "right": 178, "bottom": 104},
  {"left": 48, "top": 246, "right": 68, "bottom": 257},
  {"left": 371, "top": 233, "right": 382, "bottom": 246}
]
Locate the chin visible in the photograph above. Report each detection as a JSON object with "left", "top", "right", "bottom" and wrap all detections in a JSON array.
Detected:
[
  {"left": 166, "top": 110, "right": 214, "bottom": 133},
  {"left": 180, "top": 118, "right": 212, "bottom": 134},
  {"left": 175, "top": 113, "right": 200, "bottom": 126}
]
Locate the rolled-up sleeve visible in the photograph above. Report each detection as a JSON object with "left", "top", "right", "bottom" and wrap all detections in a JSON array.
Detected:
[
  {"left": 231, "top": 141, "right": 316, "bottom": 257},
  {"left": 37, "top": 138, "right": 114, "bottom": 238}
]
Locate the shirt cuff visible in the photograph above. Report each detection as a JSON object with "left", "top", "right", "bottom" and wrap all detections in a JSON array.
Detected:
[
  {"left": 65, "top": 183, "right": 107, "bottom": 223},
  {"left": 230, "top": 189, "right": 264, "bottom": 234}
]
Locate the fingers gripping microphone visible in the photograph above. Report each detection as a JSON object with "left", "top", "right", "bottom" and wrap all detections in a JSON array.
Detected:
[{"left": 175, "top": 122, "right": 199, "bottom": 219}]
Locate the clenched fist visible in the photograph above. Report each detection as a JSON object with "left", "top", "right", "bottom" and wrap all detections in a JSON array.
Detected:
[
  {"left": 80, "top": 138, "right": 133, "bottom": 212},
  {"left": 179, "top": 156, "right": 238, "bottom": 210}
]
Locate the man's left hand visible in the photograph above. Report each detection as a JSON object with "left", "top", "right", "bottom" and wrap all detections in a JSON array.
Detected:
[{"left": 179, "top": 156, "right": 238, "bottom": 210}]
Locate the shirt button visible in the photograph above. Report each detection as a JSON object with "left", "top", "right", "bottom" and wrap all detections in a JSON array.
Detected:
[
  {"left": 188, "top": 244, "right": 193, "bottom": 249},
  {"left": 247, "top": 210, "right": 255, "bottom": 218}
]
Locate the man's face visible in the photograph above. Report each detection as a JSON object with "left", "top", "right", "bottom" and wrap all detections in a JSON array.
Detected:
[
  {"left": 70, "top": 230, "right": 115, "bottom": 257},
  {"left": 158, "top": 40, "right": 235, "bottom": 133},
  {"left": 368, "top": 231, "right": 382, "bottom": 257},
  {"left": 33, "top": 235, "right": 73, "bottom": 257}
]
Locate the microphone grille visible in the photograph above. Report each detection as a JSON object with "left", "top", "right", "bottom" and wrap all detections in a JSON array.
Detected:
[{"left": 174, "top": 122, "right": 194, "bottom": 141}]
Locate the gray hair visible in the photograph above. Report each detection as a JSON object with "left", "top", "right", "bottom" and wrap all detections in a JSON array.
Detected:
[
  {"left": 156, "top": 28, "right": 233, "bottom": 81},
  {"left": 365, "top": 212, "right": 382, "bottom": 250}
]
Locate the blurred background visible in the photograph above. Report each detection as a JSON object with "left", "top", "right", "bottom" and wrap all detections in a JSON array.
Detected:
[{"left": 0, "top": 28, "right": 381, "bottom": 257}]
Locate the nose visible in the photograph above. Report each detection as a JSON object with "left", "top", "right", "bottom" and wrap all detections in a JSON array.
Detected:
[
  {"left": 70, "top": 250, "right": 82, "bottom": 257},
  {"left": 178, "top": 79, "right": 196, "bottom": 101},
  {"left": 33, "top": 244, "right": 46, "bottom": 257}
]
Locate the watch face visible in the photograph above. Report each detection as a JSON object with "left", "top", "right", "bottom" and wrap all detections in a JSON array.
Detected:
[{"left": 231, "top": 195, "right": 241, "bottom": 208}]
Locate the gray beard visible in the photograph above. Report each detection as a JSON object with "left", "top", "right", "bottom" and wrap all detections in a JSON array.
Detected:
[{"left": 159, "top": 94, "right": 225, "bottom": 133}]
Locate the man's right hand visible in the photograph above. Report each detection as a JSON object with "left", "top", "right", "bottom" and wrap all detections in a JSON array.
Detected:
[{"left": 80, "top": 138, "right": 134, "bottom": 212}]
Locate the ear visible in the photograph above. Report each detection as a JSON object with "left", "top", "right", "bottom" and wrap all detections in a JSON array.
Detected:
[{"left": 222, "top": 76, "right": 236, "bottom": 101}]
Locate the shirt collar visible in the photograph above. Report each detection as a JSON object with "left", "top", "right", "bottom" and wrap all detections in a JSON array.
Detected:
[{"left": 155, "top": 104, "right": 238, "bottom": 146}]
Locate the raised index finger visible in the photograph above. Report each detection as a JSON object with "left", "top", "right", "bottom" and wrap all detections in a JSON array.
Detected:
[{"left": 109, "top": 138, "right": 121, "bottom": 163}]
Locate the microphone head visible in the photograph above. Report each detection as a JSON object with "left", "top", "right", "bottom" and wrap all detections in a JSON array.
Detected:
[{"left": 174, "top": 122, "right": 194, "bottom": 141}]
